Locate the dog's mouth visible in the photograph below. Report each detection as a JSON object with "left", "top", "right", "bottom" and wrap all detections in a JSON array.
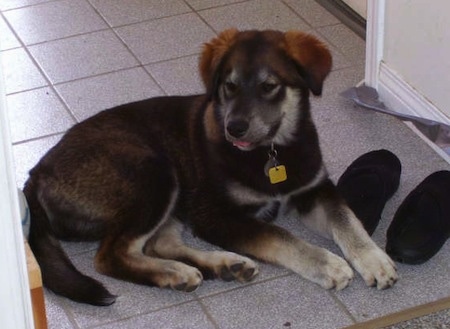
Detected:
[
  {"left": 225, "top": 116, "right": 283, "bottom": 151},
  {"left": 229, "top": 136, "right": 272, "bottom": 151},
  {"left": 227, "top": 123, "right": 280, "bottom": 151},
  {"left": 232, "top": 140, "right": 254, "bottom": 150}
]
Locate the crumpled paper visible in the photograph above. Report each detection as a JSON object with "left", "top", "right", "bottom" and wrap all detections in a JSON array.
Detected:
[{"left": 341, "top": 85, "right": 450, "bottom": 155}]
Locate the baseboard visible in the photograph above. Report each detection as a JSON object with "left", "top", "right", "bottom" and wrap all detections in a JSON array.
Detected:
[
  {"left": 315, "top": 0, "right": 366, "bottom": 40},
  {"left": 378, "top": 62, "right": 450, "bottom": 125},
  {"left": 378, "top": 62, "right": 450, "bottom": 164}
]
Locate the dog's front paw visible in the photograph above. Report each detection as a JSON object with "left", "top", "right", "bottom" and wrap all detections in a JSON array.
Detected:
[
  {"left": 351, "top": 246, "right": 398, "bottom": 290},
  {"left": 311, "top": 250, "right": 354, "bottom": 291}
]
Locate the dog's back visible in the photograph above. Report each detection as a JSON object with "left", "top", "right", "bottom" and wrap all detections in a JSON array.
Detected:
[{"left": 24, "top": 95, "right": 206, "bottom": 305}]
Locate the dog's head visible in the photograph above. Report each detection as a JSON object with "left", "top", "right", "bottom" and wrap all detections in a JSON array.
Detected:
[{"left": 200, "top": 29, "right": 332, "bottom": 151}]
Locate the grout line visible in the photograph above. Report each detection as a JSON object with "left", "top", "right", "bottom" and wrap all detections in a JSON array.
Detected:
[
  {"left": 181, "top": 0, "right": 218, "bottom": 35},
  {"left": 21, "top": 26, "right": 112, "bottom": 48},
  {"left": 1, "top": 1, "right": 110, "bottom": 47},
  {"left": 12, "top": 131, "right": 64, "bottom": 146},
  {"left": 195, "top": 272, "right": 293, "bottom": 300},
  {"left": 196, "top": 297, "right": 221, "bottom": 329},
  {"left": 328, "top": 290, "right": 359, "bottom": 325},
  {"left": 52, "top": 292, "right": 83, "bottom": 329},
  {"left": 85, "top": 299, "right": 200, "bottom": 329},
  {"left": 86, "top": 0, "right": 192, "bottom": 30},
  {"left": 5, "top": 84, "right": 52, "bottom": 98},
  {"left": 182, "top": 0, "right": 251, "bottom": 13},
  {"left": 0, "top": 0, "right": 62, "bottom": 12},
  {"left": 280, "top": 0, "right": 315, "bottom": 31},
  {"left": 84, "top": 0, "right": 168, "bottom": 96}
]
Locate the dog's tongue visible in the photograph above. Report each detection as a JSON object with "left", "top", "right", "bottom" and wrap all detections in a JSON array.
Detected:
[{"left": 233, "top": 140, "right": 251, "bottom": 148}]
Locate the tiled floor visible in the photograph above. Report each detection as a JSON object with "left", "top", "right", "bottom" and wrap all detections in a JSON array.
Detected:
[{"left": 2, "top": 1, "right": 450, "bottom": 328}]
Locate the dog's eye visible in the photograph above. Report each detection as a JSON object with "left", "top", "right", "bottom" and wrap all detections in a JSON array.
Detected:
[
  {"left": 224, "top": 81, "right": 238, "bottom": 95},
  {"left": 261, "top": 81, "right": 279, "bottom": 94}
]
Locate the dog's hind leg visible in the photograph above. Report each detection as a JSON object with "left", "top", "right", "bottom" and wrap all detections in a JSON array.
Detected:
[
  {"left": 144, "top": 218, "right": 259, "bottom": 282},
  {"left": 94, "top": 170, "right": 203, "bottom": 292}
]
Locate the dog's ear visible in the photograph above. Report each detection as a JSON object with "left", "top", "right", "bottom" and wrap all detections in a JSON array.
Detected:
[
  {"left": 283, "top": 31, "right": 332, "bottom": 96},
  {"left": 199, "top": 29, "right": 239, "bottom": 98}
]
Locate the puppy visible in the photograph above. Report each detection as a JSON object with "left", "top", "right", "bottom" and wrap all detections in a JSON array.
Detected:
[{"left": 24, "top": 29, "right": 397, "bottom": 306}]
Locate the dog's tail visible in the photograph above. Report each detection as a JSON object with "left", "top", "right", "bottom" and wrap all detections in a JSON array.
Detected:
[{"left": 24, "top": 181, "right": 116, "bottom": 306}]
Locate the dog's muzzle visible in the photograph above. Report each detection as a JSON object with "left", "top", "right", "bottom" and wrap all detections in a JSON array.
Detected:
[
  {"left": 226, "top": 119, "right": 255, "bottom": 150},
  {"left": 226, "top": 119, "right": 249, "bottom": 139}
]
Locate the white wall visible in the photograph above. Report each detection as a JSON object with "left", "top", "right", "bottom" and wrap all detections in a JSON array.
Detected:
[{"left": 382, "top": 0, "right": 450, "bottom": 121}]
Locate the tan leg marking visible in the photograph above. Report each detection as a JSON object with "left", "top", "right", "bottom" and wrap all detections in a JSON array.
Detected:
[
  {"left": 238, "top": 224, "right": 354, "bottom": 290},
  {"left": 144, "top": 219, "right": 259, "bottom": 282},
  {"left": 302, "top": 203, "right": 398, "bottom": 289}
]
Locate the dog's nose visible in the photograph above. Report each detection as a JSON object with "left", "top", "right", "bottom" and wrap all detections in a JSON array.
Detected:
[{"left": 226, "top": 120, "right": 249, "bottom": 138}]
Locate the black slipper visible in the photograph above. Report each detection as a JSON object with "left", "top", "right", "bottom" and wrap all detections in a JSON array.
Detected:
[
  {"left": 386, "top": 170, "right": 450, "bottom": 264},
  {"left": 337, "top": 149, "right": 402, "bottom": 235}
]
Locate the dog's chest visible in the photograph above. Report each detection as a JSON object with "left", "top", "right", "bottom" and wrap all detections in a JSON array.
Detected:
[
  {"left": 225, "top": 164, "right": 328, "bottom": 220},
  {"left": 225, "top": 179, "right": 290, "bottom": 221}
]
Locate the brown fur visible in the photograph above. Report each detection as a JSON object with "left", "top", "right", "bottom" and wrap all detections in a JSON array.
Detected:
[
  {"left": 199, "top": 28, "right": 239, "bottom": 88},
  {"left": 283, "top": 30, "right": 332, "bottom": 95},
  {"left": 24, "top": 29, "right": 397, "bottom": 306}
]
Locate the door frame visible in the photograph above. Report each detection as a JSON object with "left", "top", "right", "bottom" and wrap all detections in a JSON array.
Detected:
[{"left": 0, "top": 65, "right": 35, "bottom": 327}]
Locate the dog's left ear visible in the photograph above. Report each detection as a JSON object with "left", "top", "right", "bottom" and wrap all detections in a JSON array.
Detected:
[
  {"left": 283, "top": 31, "right": 332, "bottom": 96},
  {"left": 199, "top": 29, "right": 239, "bottom": 98}
]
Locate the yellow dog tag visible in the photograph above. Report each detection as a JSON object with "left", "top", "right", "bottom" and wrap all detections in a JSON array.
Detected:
[{"left": 268, "top": 165, "right": 287, "bottom": 184}]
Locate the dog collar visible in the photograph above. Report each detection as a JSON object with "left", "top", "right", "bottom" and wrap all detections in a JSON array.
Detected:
[{"left": 264, "top": 143, "right": 287, "bottom": 184}]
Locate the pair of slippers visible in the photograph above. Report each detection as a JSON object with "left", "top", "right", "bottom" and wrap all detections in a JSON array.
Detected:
[{"left": 337, "top": 149, "right": 450, "bottom": 265}]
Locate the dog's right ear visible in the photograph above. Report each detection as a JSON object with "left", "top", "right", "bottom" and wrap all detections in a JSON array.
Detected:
[{"left": 199, "top": 29, "right": 239, "bottom": 99}]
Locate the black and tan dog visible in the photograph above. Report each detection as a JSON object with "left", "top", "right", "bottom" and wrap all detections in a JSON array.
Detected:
[{"left": 24, "top": 29, "right": 397, "bottom": 306}]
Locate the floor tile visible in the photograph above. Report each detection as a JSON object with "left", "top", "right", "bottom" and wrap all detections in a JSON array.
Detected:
[
  {"left": 61, "top": 241, "right": 99, "bottom": 257},
  {"left": 202, "top": 275, "right": 354, "bottom": 329},
  {"left": 317, "top": 23, "right": 366, "bottom": 65},
  {"left": 28, "top": 30, "right": 139, "bottom": 84},
  {"left": 198, "top": 0, "right": 310, "bottom": 32},
  {"left": 1, "top": 47, "right": 47, "bottom": 94},
  {"left": 317, "top": 98, "right": 450, "bottom": 185},
  {"left": 13, "top": 134, "right": 62, "bottom": 188},
  {"left": 0, "top": 16, "right": 21, "bottom": 50},
  {"left": 89, "top": 0, "right": 191, "bottom": 27},
  {"left": 115, "top": 13, "right": 215, "bottom": 64},
  {"left": 43, "top": 290, "right": 76, "bottom": 329},
  {"left": 0, "top": 0, "right": 52, "bottom": 11},
  {"left": 94, "top": 301, "right": 216, "bottom": 329},
  {"left": 55, "top": 68, "right": 163, "bottom": 121},
  {"left": 3, "top": 0, "right": 107, "bottom": 45},
  {"left": 334, "top": 256, "right": 450, "bottom": 322},
  {"left": 185, "top": 0, "right": 244, "bottom": 10},
  {"left": 66, "top": 251, "right": 197, "bottom": 328},
  {"left": 6, "top": 87, "right": 74, "bottom": 143},
  {"left": 284, "top": 0, "right": 340, "bottom": 27},
  {"left": 146, "top": 55, "right": 205, "bottom": 96}
]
